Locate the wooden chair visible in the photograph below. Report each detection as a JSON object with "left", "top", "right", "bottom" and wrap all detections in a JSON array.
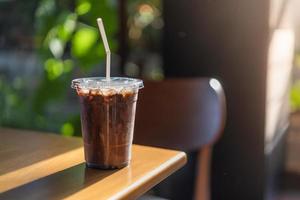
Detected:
[{"left": 134, "top": 78, "right": 226, "bottom": 200}]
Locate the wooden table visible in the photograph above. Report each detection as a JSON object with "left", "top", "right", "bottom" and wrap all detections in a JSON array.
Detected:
[{"left": 0, "top": 128, "right": 186, "bottom": 199}]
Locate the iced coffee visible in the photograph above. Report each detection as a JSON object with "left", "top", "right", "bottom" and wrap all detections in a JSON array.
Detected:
[{"left": 72, "top": 77, "right": 143, "bottom": 169}]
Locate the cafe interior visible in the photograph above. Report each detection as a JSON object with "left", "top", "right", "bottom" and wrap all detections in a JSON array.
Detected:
[{"left": 1, "top": 0, "right": 300, "bottom": 200}]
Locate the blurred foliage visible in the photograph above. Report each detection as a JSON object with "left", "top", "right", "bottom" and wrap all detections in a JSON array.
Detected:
[
  {"left": 0, "top": 0, "right": 118, "bottom": 136},
  {"left": 0, "top": 76, "right": 33, "bottom": 129},
  {"left": 290, "top": 81, "right": 300, "bottom": 111},
  {"left": 33, "top": 0, "right": 118, "bottom": 136},
  {"left": 0, "top": 0, "right": 164, "bottom": 136},
  {"left": 291, "top": 53, "right": 300, "bottom": 111}
]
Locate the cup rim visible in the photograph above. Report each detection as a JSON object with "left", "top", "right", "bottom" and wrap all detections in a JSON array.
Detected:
[{"left": 71, "top": 77, "right": 144, "bottom": 90}]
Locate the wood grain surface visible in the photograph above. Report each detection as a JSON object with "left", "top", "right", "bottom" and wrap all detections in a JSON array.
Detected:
[
  {"left": 0, "top": 128, "right": 186, "bottom": 199},
  {"left": 0, "top": 128, "right": 84, "bottom": 192}
]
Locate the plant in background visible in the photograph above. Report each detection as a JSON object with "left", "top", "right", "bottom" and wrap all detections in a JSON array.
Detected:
[
  {"left": 291, "top": 81, "right": 300, "bottom": 111},
  {"left": 0, "top": 0, "right": 164, "bottom": 135},
  {"left": 291, "top": 52, "right": 300, "bottom": 112},
  {"left": 32, "top": 0, "right": 118, "bottom": 136},
  {"left": 0, "top": 0, "right": 118, "bottom": 136}
]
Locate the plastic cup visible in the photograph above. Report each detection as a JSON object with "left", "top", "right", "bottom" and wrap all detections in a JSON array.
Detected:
[{"left": 71, "top": 77, "right": 143, "bottom": 169}]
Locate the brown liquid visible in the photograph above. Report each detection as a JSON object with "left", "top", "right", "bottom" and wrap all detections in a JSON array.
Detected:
[{"left": 78, "top": 89, "right": 138, "bottom": 169}]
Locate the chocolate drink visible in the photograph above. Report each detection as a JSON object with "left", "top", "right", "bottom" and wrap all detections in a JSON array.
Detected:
[{"left": 77, "top": 88, "right": 138, "bottom": 169}]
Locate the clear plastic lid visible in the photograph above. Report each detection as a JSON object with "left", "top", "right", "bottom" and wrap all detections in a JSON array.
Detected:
[{"left": 71, "top": 77, "right": 144, "bottom": 90}]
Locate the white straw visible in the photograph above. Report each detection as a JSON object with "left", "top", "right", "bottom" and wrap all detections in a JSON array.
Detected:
[{"left": 97, "top": 18, "right": 111, "bottom": 81}]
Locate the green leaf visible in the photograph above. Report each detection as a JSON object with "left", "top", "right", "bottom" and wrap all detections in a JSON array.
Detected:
[
  {"left": 71, "top": 27, "right": 98, "bottom": 57},
  {"left": 49, "top": 38, "right": 64, "bottom": 58},
  {"left": 44, "top": 58, "right": 64, "bottom": 80},
  {"left": 36, "top": 0, "right": 56, "bottom": 18},
  {"left": 57, "top": 13, "right": 77, "bottom": 42},
  {"left": 76, "top": 0, "right": 91, "bottom": 15},
  {"left": 61, "top": 122, "right": 75, "bottom": 136},
  {"left": 63, "top": 59, "right": 74, "bottom": 73},
  {"left": 290, "top": 82, "right": 300, "bottom": 111}
]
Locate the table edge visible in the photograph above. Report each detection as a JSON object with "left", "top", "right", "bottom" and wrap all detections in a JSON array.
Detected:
[{"left": 111, "top": 151, "right": 187, "bottom": 200}]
